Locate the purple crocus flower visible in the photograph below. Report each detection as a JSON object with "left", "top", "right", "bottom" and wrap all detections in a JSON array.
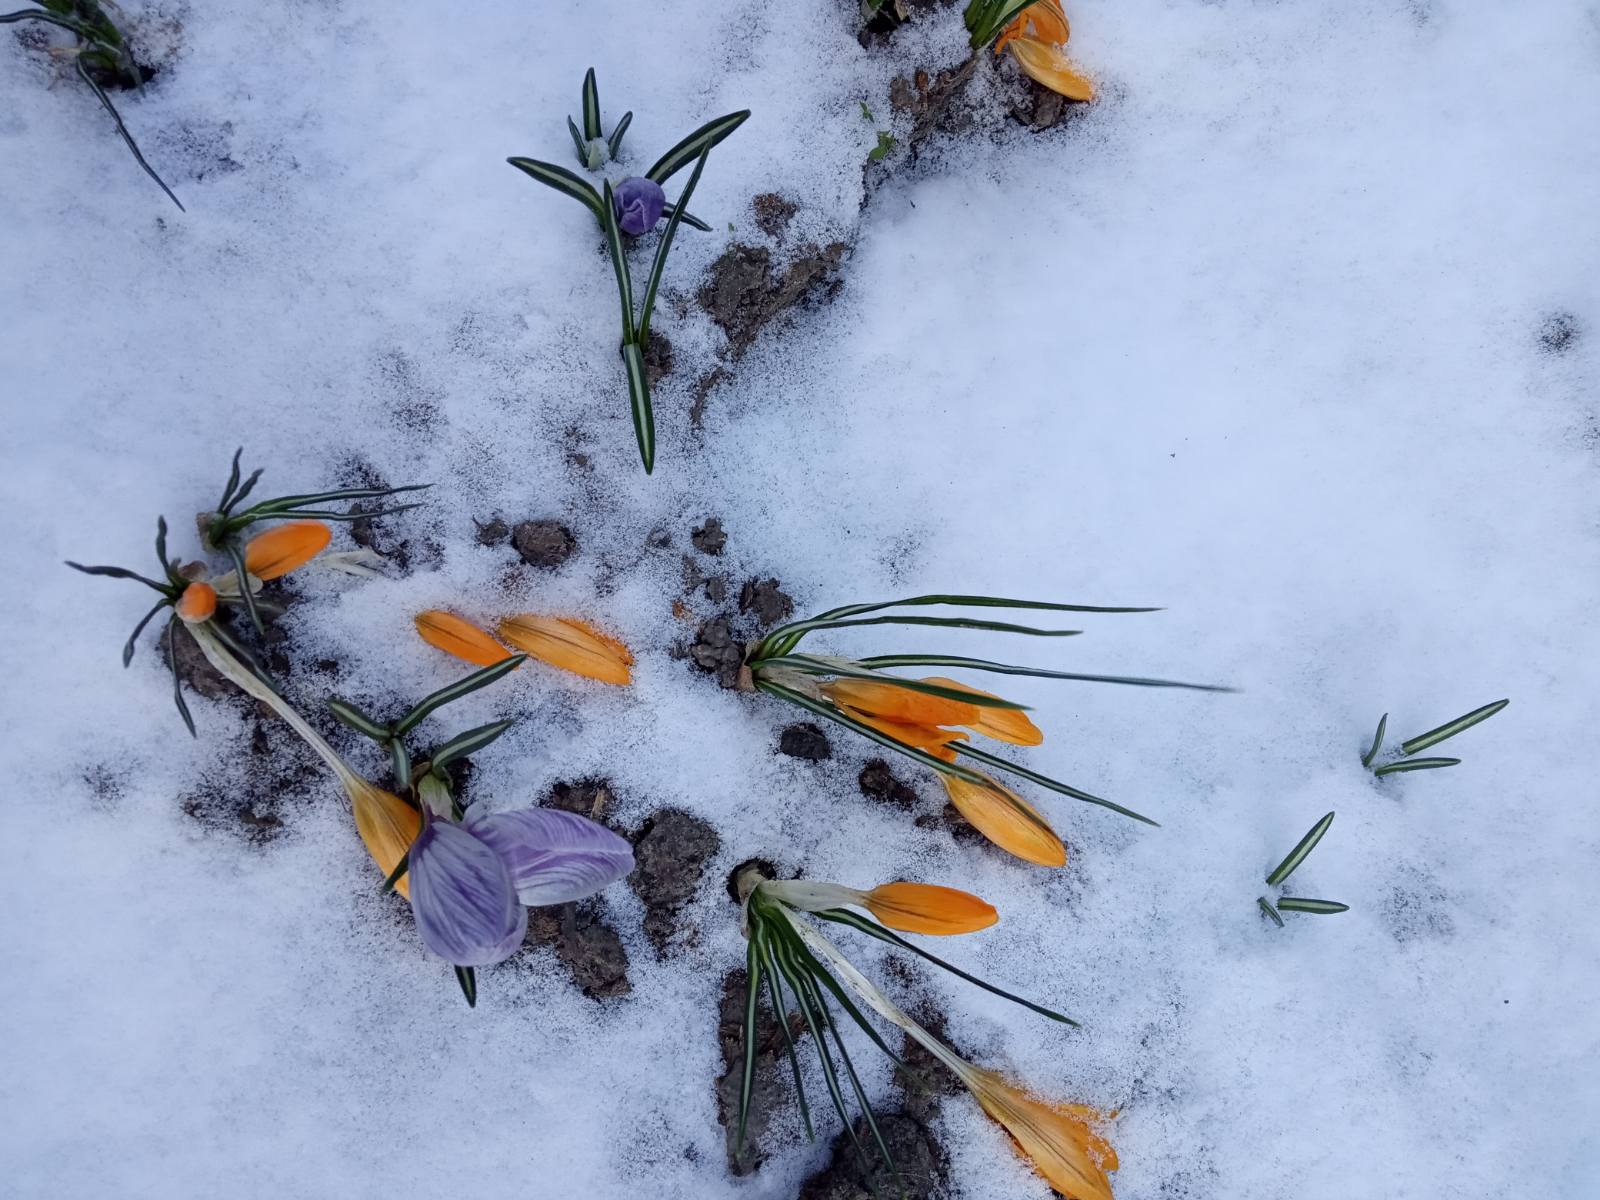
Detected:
[
  {"left": 613, "top": 176, "right": 666, "bottom": 236},
  {"left": 407, "top": 806, "right": 634, "bottom": 967}
]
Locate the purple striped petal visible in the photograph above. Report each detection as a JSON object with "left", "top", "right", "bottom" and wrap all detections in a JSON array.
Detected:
[
  {"left": 407, "top": 821, "right": 527, "bottom": 967},
  {"left": 464, "top": 806, "right": 635, "bottom": 907}
]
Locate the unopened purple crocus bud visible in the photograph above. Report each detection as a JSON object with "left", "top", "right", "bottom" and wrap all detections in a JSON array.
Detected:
[{"left": 613, "top": 176, "right": 666, "bottom": 236}]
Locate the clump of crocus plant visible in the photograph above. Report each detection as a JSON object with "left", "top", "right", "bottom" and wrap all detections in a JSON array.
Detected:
[
  {"left": 966, "top": 0, "right": 1095, "bottom": 101},
  {"left": 742, "top": 594, "right": 1225, "bottom": 864},
  {"left": 1, "top": 0, "right": 184, "bottom": 207},
  {"left": 736, "top": 864, "right": 1117, "bottom": 1198},
  {"left": 508, "top": 68, "right": 749, "bottom": 473},
  {"left": 1360, "top": 698, "right": 1509, "bottom": 778},
  {"left": 1256, "top": 812, "right": 1348, "bottom": 927},
  {"left": 416, "top": 609, "right": 634, "bottom": 686}
]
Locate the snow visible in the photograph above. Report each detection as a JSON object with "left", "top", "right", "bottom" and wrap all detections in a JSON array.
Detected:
[{"left": 3, "top": 0, "right": 1598, "bottom": 1197}]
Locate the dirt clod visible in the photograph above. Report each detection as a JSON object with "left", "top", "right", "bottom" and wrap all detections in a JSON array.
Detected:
[
  {"left": 859, "top": 758, "right": 922, "bottom": 809},
  {"left": 527, "top": 901, "right": 631, "bottom": 999},
  {"left": 739, "top": 577, "right": 794, "bottom": 627},
  {"left": 692, "top": 517, "right": 727, "bottom": 556},
  {"left": 752, "top": 193, "right": 799, "bottom": 239},
  {"left": 779, "top": 723, "right": 832, "bottom": 761},
  {"left": 698, "top": 242, "right": 848, "bottom": 359},
  {"left": 690, "top": 616, "right": 746, "bottom": 689},
  {"left": 547, "top": 778, "right": 616, "bottom": 826},
  {"left": 630, "top": 808, "right": 722, "bottom": 949},
  {"left": 512, "top": 520, "right": 576, "bottom": 570},
  {"left": 474, "top": 517, "right": 510, "bottom": 546}
]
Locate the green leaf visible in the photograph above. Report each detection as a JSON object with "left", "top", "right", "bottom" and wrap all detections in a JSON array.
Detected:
[
  {"left": 816, "top": 908, "right": 1078, "bottom": 1025},
  {"left": 607, "top": 110, "right": 633, "bottom": 158},
  {"left": 73, "top": 57, "right": 184, "bottom": 211},
  {"left": 65, "top": 561, "right": 170, "bottom": 594},
  {"left": 758, "top": 655, "right": 1029, "bottom": 709},
  {"left": 326, "top": 698, "right": 391, "bottom": 740},
  {"left": 122, "top": 598, "right": 172, "bottom": 667},
  {"left": 639, "top": 145, "right": 710, "bottom": 343},
  {"left": 855, "top": 653, "right": 1232, "bottom": 693},
  {"left": 454, "top": 965, "right": 478, "bottom": 1007},
  {"left": 205, "top": 618, "right": 282, "bottom": 695},
  {"left": 225, "top": 540, "right": 266, "bottom": 636},
  {"left": 581, "top": 67, "right": 601, "bottom": 140},
  {"left": 761, "top": 614, "right": 1086, "bottom": 651},
  {"left": 621, "top": 342, "right": 653, "bottom": 473},
  {"left": 968, "top": 0, "right": 1034, "bottom": 46},
  {"left": 758, "top": 933, "right": 815, "bottom": 1140},
  {"left": 1257, "top": 897, "right": 1285, "bottom": 928},
  {"left": 428, "top": 719, "right": 516, "bottom": 773},
  {"left": 1361, "top": 712, "right": 1388, "bottom": 769},
  {"left": 645, "top": 110, "right": 751, "bottom": 184},
  {"left": 153, "top": 515, "right": 172, "bottom": 576},
  {"left": 1399, "top": 699, "right": 1508, "bottom": 756},
  {"left": 216, "top": 447, "right": 245, "bottom": 514},
  {"left": 1265, "top": 811, "right": 1334, "bottom": 887},
  {"left": 507, "top": 157, "right": 605, "bottom": 220},
  {"left": 600, "top": 179, "right": 636, "bottom": 327},
  {"left": 380, "top": 848, "right": 411, "bottom": 894},
  {"left": 867, "top": 131, "right": 896, "bottom": 162},
  {"left": 167, "top": 616, "right": 197, "bottom": 737},
  {"left": 1275, "top": 897, "right": 1350, "bottom": 915},
  {"left": 951, "top": 742, "right": 1159, "bottom": 826},
  {"left": 388, "top": 737, "right": 413, "bottom": 794},
  {"left": 735, "top": 937, "right": 762, "bottom": 1151},
  {"left": 659, "top": 202, "right": 709, "bottom": 231},
  {"left": 393, "top": 655, "right": 526, "bottom": 736},
  {"left": 251, "top": 503, "right": 423, "bottom": 523},
  {"left": 1372, "top": 756, "right": 1461, "bottom": 777},
  {"left": 235, "top": 481, "right": 431, "bottom": 518},
  {"left": 566, "top": 114, "right": 587, "bottom": 163},
  {"left": 754, "top": 680, "right": 989, "bottom": 785}
]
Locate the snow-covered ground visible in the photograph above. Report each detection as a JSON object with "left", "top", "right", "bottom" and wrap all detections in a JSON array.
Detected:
[{"left": 3, "top": 1, "right": 1597, "bottom": 1197}]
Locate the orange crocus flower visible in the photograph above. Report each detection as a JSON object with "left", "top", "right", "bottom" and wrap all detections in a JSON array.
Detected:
[
  {"left": 243, "top": 520, "right": 333, "bottom": 581},
  {"left": 824, "top": 675, "right": 1040, "bottom": 755},
  {"left": 995, "top": 0, "right": 1095, "bottom": 102},
  {"left": 415, "top": 610, "right": 516, "bottom": 668},
  {"left": 966, "top": 1067, "right": 1117, "bottom": 1200},
  {"left": 176, "top": 581, "right": 218, "bottom": 623},
  {"left": 942, "top": 771, "right": 1066, "bottom": 867},
  {"left": 497, "top": 615, "right": 633, "bottom": 686},
  {"left": 862, "top": 881, "right": 998, "bottom": 935},
  {"left": 349, "top": 777, "right": 422, "bottom": 899}
]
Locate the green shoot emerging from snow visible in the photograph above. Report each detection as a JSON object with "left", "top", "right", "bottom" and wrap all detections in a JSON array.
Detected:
[{"left": 1362, "top": 698, "right": 1509, "bottom": 777}]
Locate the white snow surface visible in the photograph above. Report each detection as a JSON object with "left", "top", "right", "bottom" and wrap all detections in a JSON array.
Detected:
[{"left": 3, "top": 1, "right": 1598, "bottom": 1197}]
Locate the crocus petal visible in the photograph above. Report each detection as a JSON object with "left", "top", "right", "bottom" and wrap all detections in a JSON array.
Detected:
[
  {"left": 347, "top": 777, "right": 421, "bottom": 899},
  {"left": 407, "top": 821, "right": 527, "bottom": 967},
  {"left": 824, "top": 677, "right": 980, "bottom": 728},
  {"left": 243, "top": 520, "right": 333, "bottom": 581},
  {"left": 1026, "top": 0, "right": 1071, "bottom": 44},
  {"left": 863, "top": 881, "right": 998, "bottom": 935},
  {"left": 496, "top": 615, "right": 633, "bottom": 685},
  {"left": 176, "top": 581, "right": 217, "bottom": 623},
  {"left": 922, "top": 677, "right": 1044, "bottom": 746},
  {"left": 415, "top": 610, "right": 515, "bottom": 668},
  {"left": 464, "top": 806, "right": 635, "bottom": 906},
  {"left": 612, "top": 176, "right": 666, "bottom": 236},
  {"left": 966, "top": 1067, "right": 1117, "bottom": 1200},
  {"left": 942, "top": 772, "right": 1066, "bottom": 867},
  {"left": 1007, "top": 38, "right": 1096, "bottom": 101},
  {"left": 839, "top": 707, "right": 966, "bottom": 761}
]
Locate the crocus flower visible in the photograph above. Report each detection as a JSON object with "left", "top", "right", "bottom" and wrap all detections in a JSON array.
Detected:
[
  {"left": 350, "top": 776, "right": 423, "bottom": 899},
  {"left": 176, "top": 581, "right": 218, "bottom": 623},
  {"left": 612, "top": 176, "right": 666, "bottom": 236},
  {"left": 243, "top": 519, "right": 333, "bottom": 581},
  {"left": 824, "top": 676, "right": 1042, "bottom": 750},
  {"left": 943, "top": 771, "right": 1067, "bottom": 867},
  {"left": 497, "top": 615, "right": 634, "bottom": 686},
  {"left": 994, "top": 0, "right": 1095, "bottom": 102},
  {"left": 762, "top": 877, "right": 998, "bottom": 935},
  {"left": 415, "top": 610, "right": 516, "bottom": 668},
  {"left": 407, "top": 804, "right": 635, "bottom": 966}
]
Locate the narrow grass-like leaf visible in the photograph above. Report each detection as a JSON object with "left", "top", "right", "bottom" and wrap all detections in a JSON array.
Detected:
[
  {"left": 216, "top": 447, "right": 244, "bottom": 513},
  {"left": 600, "top": 180, "right": 635, "bottom": 329},
  {"left": 205, "top": 618, "right": 282, "bottom": 695},
  {"left": 380, "top": 848, "right": 411, "bottom": 894},
  {"left": 326, "top": 698, "right": 390, "bottom": 740},
  {"left": 1399, "top": 699, "right": 1509, "bottom": 756},
  {"left": 388, "top": 737, "right": 413, "bottom": 794},
  {"left": 768, "top": 931, "right": 864, "bottom": 1167},
  {"left": 815, "top": 908, "right": 1079, "bottom": 1025},
  {"left": 507, "top": 157, "right": 605, "bottom": 220},
  {"left": 758, "top": 655, "right": 1029, "bottom": 709},
  {"left": 639, "top": 144, "right": 709, "bottom": 342},
  {"left": 606, "top": 110, "right": 633, "bottom": 158},
  {"left": 0, "top": 10, "right": 90, "bottom": 34},
  {"left": 645, "top": 110, "right": 750, "bottom": 184},
  {"left": 1257, "top": 897, "right": 1285, "bottom": 927},
  {"left": 566, "top": 115, "right": 587, "bottom": 163},
  {"left": 428, "top": 719, "right": 515, "bottom": 773},
  {"left": 622, "top": 342, "right": 653, "bottom": 473},
  {"left": 257, "top": 503, "right": 424, "bottom": 523},
  {"left": 167, "top": 616, "right": 196, "bottom": 737},
  {"left": 758, "top": 930, "right": 815, "bottom": 1140},
  {"left": 581, "top": 67, "right": 601, "bottom": 139},
  {"left": 238, "top": 482, "right": 431, "bottom": 514},
  {"left": 229, "top": 468, "right": 265, "bottom": 513},
  {"left": 1265, "top": 811, "right": 1334, "bottom": 887},
  {"left": 857, "top": 653, "right": 1233, "bottom": 693},
  {"left": 225, "top": 540, "right": 265, "bottom": 635},
  {"left": 660, "top": 201, "right": 709, "bottom": 231},
  {"left": 65, "top": 561, "right": 169, "bottom": 593},
  {"left": 1361, "top": 712, "right": 1388, "bottom": 769},
  {"left": 735, "top": 937, "right": 762, "bottom": 1151},
  {"left": 808, "top": 974, "right": 897, "bottom": 1182},
  {"left": 73, "top": 57, "right": 184, "bottom": 211},
  {"left": 951, "top": 742, "right": 1159, "bottom": 826},
  {"left": 786, "top": 929, "right": 904, "bottom": 1063},
  {"left": 393, "top": 655, "right": 525, "bottom": 736},
  {"left": 1373, "top": 756, "right": 1461, "bottom": 777},
  {"left": 1275, "top": 897, "right": 1350, "bottom": 915},
  {"left": 755, "top": 681, "right": 988, "bottom": 785},
  {"left": 153, "top": 516, "right": 171, "bottom": 575},
  {"left": 122, "top": 598, "right": 171, "bottom": 667},
  {"left": 763, "top": 614, "right": 1086, "bottom": 652},
  {"left": 454, "top": 965, "right": 478, "bottom": 1007}
]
